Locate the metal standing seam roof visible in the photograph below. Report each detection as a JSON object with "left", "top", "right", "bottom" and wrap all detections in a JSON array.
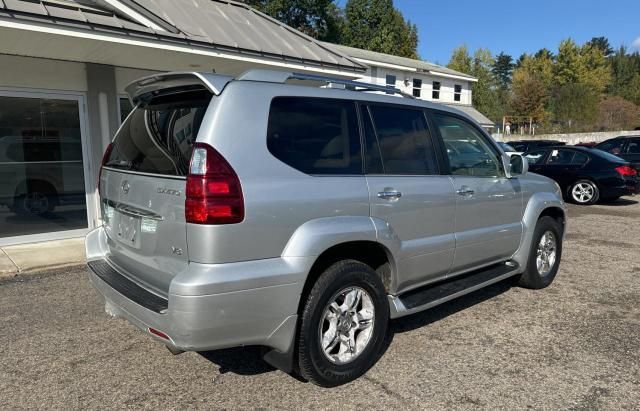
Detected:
[
  {"left": 0, "top": 0, "right": 365, "bottom": 73},
  {"left": 444, "top": 103, "right": 495, "bottom": 127},
  {"left": 325, "top": 42, "right": 476, "bottom": 80}
]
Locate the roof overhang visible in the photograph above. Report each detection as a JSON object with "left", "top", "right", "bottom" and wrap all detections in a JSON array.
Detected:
[
  {"left": 0, "top": 17, "right": 363, "bottom": 78},
  {"left": 444, "top": 104, "right": 495, "bottom": 127}
]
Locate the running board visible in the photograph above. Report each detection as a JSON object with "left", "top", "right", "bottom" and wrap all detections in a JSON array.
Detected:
[{"left": 388, "top": 261, "right": 521, "bottom": 319}]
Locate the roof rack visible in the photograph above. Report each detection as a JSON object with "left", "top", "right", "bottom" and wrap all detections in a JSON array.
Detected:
[{"left": 237, "top": 69, "right": 415, "bottom": 99}]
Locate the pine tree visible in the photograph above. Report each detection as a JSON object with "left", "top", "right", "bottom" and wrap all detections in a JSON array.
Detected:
[
  {"left": 492, "top": 52, "right": 514, "bottom": 89},
  {"left": 342, "top": 0, "right": 419, "bottom": 58}
]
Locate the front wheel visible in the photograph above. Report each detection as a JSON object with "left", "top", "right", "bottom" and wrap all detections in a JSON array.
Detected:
[
  {"left": 297, "top": 260, "right": 389, "bottom": 387},
  {"left": 517, "top": 216, "right": 563, "bottom": 289}
]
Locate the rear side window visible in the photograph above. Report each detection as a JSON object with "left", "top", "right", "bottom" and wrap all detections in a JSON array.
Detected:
[
  {"left": 367, "top": 105, "right": 439, "bottom": 175},
  {"left": 106, "top": 88, "right": 212, "bottom": 176},
  {"left": 267, "top": 97, "right": 361, "bottom": 175},
  {"left": 547, "top": 149, "right": 575, "bottom": 165}
]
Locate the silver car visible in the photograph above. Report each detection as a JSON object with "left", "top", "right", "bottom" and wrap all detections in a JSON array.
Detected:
[{"left": 86, "top": 70, "right": 567, "bottom": 387}]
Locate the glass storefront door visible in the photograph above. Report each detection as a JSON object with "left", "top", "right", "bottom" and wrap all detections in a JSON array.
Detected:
[{"left": 0, "top": 91, "right": 92, "bottom": 241}]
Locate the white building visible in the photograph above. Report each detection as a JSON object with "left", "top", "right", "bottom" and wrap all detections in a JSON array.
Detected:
[
  {"left": 0, "top": 0, "right": 493, "bottom": 246},
  {"left": 0, "top": 0, "right": 366, "bottom": 245},
  {"left": 328, "top": 43, "right": 494, "bottom": 131}
]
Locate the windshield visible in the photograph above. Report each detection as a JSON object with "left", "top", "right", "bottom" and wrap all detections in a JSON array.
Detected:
[{"left": 105, "top": 88, "right": 212, "bottom": 176}]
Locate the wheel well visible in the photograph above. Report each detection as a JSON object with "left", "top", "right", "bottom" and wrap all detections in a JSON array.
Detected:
[
  {"left": 539, "top": 207, "right": 566, "bottom": 230},
  {"left": 297, "top": 241, "right": 393, "bottom": 315},
  {"left": 14, "top": 179, "right": 58, "bottom": 197}
]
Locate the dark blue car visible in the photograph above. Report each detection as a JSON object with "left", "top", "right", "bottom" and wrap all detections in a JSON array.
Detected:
[{"left": 524, "top": 146, "right": 639, "bottom": 205}]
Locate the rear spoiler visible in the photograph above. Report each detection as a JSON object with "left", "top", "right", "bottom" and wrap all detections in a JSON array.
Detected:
[{"left": 125, "top": 72, "right": 233, "bottom": 105}]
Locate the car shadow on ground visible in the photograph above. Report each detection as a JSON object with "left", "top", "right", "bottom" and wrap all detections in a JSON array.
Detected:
[
  {"left": 198, "top": 279, "right": 514, "bottom": 380},
  {"left": 598, "top": 198, "right": 639, "bottom": 206}
]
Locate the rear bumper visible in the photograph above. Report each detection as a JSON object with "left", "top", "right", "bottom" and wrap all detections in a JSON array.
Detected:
[
  {"left": 600, "top": 181, "right": 639, "bottom": 198},
  {"left": 86, "top": 227, "right": 311, "bottom": 353}
]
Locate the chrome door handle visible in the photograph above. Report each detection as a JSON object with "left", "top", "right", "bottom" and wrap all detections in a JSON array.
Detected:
[
  {"left": 377, "top": 191, "right": 402, "bottom": 200},
  {"left": 456, "top": 187, "right": 475, "bottom": 196}
]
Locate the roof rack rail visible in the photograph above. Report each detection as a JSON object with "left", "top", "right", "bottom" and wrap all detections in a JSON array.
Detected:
[{"left": 237, "top": 69, "right": 415, "bottom": 99}]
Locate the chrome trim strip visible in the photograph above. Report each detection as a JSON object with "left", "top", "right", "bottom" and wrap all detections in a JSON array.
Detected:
[{"left": 101, "top": 166, "right": 187, "bottom": 180}]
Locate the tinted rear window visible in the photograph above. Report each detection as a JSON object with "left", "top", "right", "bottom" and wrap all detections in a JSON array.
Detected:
[
  {"left": 267, "top": 97, "right": 361, "bottom": 175},
  {"left": 106, "top": 88, "right": 212, "bottom": 176}
]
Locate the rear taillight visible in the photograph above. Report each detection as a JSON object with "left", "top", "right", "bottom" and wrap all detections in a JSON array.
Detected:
[
  {"left": 615, "top": 165, "right": 638, "bottom": 176},
  {"left": 185, "top": 143, "right": 244, "bottom": 224},
  {"left": 98, "top": 143, "right": 113, "bottom": 195}
]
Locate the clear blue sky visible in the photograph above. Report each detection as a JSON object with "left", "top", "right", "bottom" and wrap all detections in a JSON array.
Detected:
[{"left": 390, "top": 0, "right": 640, "bottom": 65}]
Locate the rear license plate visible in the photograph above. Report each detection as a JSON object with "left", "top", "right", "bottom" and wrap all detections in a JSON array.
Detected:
[{"left": 116, "top": 213, "right": 141, "bottom": 248}]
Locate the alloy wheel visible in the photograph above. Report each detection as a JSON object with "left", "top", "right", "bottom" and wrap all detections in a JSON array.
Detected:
[
  {"left": 318, "top": 286, "right": 375, "bottom": 365},
  {"left": 571, "top": 182, "right": 595, "bottom": 203},
  {"left": 536, "top": 231, "right": 557, "bottom": 276}
]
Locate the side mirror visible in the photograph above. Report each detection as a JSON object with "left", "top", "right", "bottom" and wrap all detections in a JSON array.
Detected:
[{"left": 503, "top": 153, "right": 528, "bottom": 178}]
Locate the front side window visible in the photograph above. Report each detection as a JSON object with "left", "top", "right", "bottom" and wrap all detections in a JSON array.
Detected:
[
  {"left": 432, "top": 82, "right": 441, "bottom": 99},
  {"left": 433, "top": 112, "right": 502, "bottom": 177},
  {"left": 107, "top": 88, "right": 211, "bottom": 176},
  {"left": 547, "top": 149, "right": 589, "bottom": 165},
  {"left": 524, "top": 150, "right": 548, "bottom": 164},
  {"left": 412, "top": 79, "right": 422, "bottom": 98},
  {"left": 267, "top": 97, "right": 361, "bottom": 175},
  {"left": 596, "top": 139, "right": 625, "bottom": 155},
  {"left": 454, "top": 84, "right": 462, "bottom": 102},
  {"left": 367, "top": 105, "right": 438, "bottom": 175},
  {"left": 627, "top": 139, "right": 640, "bottom": 154}
]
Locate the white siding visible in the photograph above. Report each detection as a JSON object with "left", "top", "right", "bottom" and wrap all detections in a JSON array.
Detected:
[
  {"left": 357, "top": 66, "right": 472, "bottom": 105},
  {"left": 0, "top": 54, "right": 87, "bottom": 92}
]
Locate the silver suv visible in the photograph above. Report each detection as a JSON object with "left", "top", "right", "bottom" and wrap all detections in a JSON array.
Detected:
[{"left": 86, "top": 70, "right": 567, "bottom": 387}]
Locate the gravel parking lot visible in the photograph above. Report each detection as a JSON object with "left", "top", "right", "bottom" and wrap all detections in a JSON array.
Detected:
[{"left": 1, "top": 200, "right": 639, "bottom": 409}]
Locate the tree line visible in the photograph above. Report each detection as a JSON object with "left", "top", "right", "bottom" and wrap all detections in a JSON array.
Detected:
[
  {"left": 242, "top": 1, "right": 639, "bottom": 133},
  {"left": 448, "top": 38, "right": 640, "bottom": 133},
  {"left": 242, "top": 0, "right": 419, "bottom": 58}
]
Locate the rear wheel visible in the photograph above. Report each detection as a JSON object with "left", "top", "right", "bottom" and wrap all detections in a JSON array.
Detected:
[
  {"left": 569, "top": 179, "right": 599, "bottom": 205},
  {"left": 298, "top": 260, "right": 389, "bottom": 387},
  {"left": 517, "top": 216, "right": 563, "bottom": 289},
  {"left": 15, "top": 191, "right": 55, "bottom": 215}
]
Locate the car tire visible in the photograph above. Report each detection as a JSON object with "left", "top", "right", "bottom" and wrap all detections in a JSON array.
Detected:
[
  {"left": 297, "top": 260, "right": 389, "bottom": 387},
  {"left": 517, "top": 216, "right": 563, "bottom": 289},
  {"left": 568, "top": 179, "right": 599, "bottom": 205},
  {"left": 15, "top": 191, "right": 55, "bottom": 216}
]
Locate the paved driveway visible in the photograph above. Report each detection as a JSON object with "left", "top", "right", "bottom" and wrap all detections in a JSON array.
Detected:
[{"left": 1, "top": 200, "right": 639, "bottom": 409}]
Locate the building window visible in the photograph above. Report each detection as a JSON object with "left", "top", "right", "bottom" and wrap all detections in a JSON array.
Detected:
[
  {"left": 385, "top": 74, "right": 396, "bottom": 87},
  {"left": 0, "top": 94, "right": 88, "bottom": 239},
  {"left": 432, "top": 81, "right": 441, "bottom": 99},
  {"left": 119, "top": 97, "right": 133, "bottom": 123},
  {"left": 454, "top": 85, "right": 462, "bottom": 102},
  {"left": 412, "top": 79, "right": 422, "bottom": 98}
]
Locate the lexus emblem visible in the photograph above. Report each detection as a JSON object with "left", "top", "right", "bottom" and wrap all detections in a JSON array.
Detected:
[{"left": 121, "top": 180, "right": 130, "bottom": 194}]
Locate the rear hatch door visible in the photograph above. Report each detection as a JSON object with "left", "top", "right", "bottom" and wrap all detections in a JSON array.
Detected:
[{"left": 100, "top": 85, "right": 214, "bottom": 297}]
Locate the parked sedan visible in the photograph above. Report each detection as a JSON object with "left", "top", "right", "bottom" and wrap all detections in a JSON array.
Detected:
[
  {"left": 594, "top": 136, "right": 640, "bottom": 169},
  {"left": 524, "top": 146, "right": 639, "bottom": 204},
  {"left": 509, "top": 139, "right": 565, "bottom": 153},
  {"left": 497, "top": 142, "right": 522, "bottom": 156}
]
